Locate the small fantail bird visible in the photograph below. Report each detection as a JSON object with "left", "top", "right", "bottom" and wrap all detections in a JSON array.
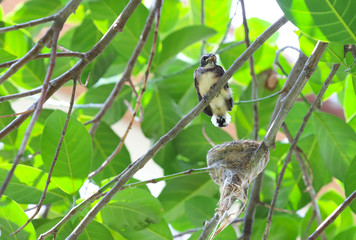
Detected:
[{"left": 194, "top": 53, "right": 233, "bottom": 127}]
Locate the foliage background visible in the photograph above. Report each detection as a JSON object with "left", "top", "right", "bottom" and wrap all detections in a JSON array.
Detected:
[{"left": 0, "top": 0, "right": 355, "bottom": 239}]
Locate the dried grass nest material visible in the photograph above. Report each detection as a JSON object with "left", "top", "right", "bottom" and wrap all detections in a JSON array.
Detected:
[{"left": 207, "top": 140, "right": 269, "bottom": 219}]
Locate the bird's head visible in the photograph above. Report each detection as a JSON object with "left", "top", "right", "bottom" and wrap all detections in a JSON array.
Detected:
[{"left": 200, "top": 53, "right": 217, "bottom": 68}]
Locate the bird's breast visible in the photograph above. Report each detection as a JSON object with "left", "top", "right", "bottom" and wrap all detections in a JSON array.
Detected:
[{"left": 197, "top": 71, "right": 218, "bottom": 95}]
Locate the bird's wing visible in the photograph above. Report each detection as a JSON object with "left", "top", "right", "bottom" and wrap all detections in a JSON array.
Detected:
[{"left": 216, "top": 65, "right": 234, "bottom": 111}]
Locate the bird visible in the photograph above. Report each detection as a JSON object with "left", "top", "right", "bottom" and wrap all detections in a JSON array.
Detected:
[{"left": 194, "top": 53, "right": 233, "bottom": 127}]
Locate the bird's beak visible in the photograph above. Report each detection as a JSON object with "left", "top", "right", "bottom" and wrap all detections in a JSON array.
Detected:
[{"left": 206, "top": 55, "right": 216, "bottom": 63}]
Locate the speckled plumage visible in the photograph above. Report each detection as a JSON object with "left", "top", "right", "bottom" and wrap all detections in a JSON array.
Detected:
[{"left": 194, "top": 53, "right": 233, "bottom": 127}]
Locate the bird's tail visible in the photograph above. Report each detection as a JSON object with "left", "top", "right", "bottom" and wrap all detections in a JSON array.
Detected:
[{"left": 211, "top": 112, "right": 231, "bottom": 127}]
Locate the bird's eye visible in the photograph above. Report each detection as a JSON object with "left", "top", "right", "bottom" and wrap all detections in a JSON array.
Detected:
[{"left": 202, "top": 56, "right": 208, "bottom": 60}]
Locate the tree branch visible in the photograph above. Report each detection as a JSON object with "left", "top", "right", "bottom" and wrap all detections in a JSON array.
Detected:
[
  {"left": 241, "top": 0, "right": 259, "bottom": 141},
  {"left": 0, "top": 0, "right": 142, "bottom": 140},
  {"left": 65, "top": 16, "right": 288, "bottom": 240},
  {"left": 0, "top": 15, "right": 55, "bottom": 34},
  {"left": 0, "top": 52, "right": 85, "bottom": 69},
  {"left": 88, "top": 0, "right": 162, "bottom": 178},
  {"left": 11, "top": 79, "right": 77, "bottom": 236},
  {"left": 262, "top": 63, "right": 339, "bottom": 240},
  {"left": 199, "top": 213, "right": 220, "bottom": 240},
  {"left": 86, "top": 0, "right": 159, "bottom": 136},
  {"left": 0, "top": 28, "right": 61, "bottom": 198},
  {"left": 308, "top": 190, "right": 356, "bottom": 240},
  {"left": 39, "top": 166, "right": 210, "bottom": 239},
  {"left": 240, "top": 50, "right": 308, "bottom": 240}
]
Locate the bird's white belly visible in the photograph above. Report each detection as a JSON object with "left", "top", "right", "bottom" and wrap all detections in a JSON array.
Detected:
[{"left": 198, "top": 72, "right": 217, "bottom": 95}]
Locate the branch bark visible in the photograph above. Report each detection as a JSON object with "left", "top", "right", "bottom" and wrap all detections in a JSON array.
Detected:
[
  {"left": 262, "top": 64, "right": 339, "bottom": 240},
  {"left": 0, "top": 0, "right": 142, "bottom": 141},
  {"left": 65, "top": 16, "right": 288, "bottom": 240},
  {"left": 308, "top": 190, "right": 356, "bottom": 240},
  {"left": 240, "top": 51, "right": 308, "bottom": 240}
]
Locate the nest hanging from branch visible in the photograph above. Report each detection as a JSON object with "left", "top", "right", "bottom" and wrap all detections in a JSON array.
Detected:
[{"left": 206, "top": 140, "right": 269, "bottom": 236}]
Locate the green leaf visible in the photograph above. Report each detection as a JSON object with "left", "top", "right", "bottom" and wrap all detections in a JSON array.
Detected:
[
  {"left": 298, "top": 135, "right": 332, "bottom": 191},
  {"left": 159, "top": 26, "right": 216, "bottom": 64},
  {"left": 313, "top": 112, "right": 356, "bottom": 179},
  {"left": 41, "top": 110, "right": 92, "bottom": 194},
  {"left": 102, "top": 188, "right": 163, "bottom": 231},
  {"left": 0, "top": 196, "right": 36, "bottom": 240},
  {"left": 345, "top": 51, "right": 355, "bottom": 66},
  {"left": 158, "top": 174, "right": 218, "bottom": 230},
  {"left": 174, "top": 124, "right": 233, "bottom": 163},
  {"left": 277, "top": 0, "right": 356, "bottom": 43},
  {"left": 284, "top": 102, "right": 314, "bottom": 137},
  {"left": 119, "top": 219, "right": 172, "bottom": 240},
  {"left": 252, "top": 215, "right": 301, "bottom": 239},
  {"left": 302, "top": 189, "right": 354, "bottom": 238},
  {"left": 0, "top": 164, "right": 66, "bottom": 204},
  {"left": 9, "top": 0, "right": 63, "bottom": 23},
  {"left": 344, "top": 75, "right": 356, "bottom": 121},
  {"left": 160, "top": 0, "right": 181, "bottom": 33},
  {"left": 0, "top": 49, "right": 17, "bottom": 63},
  {"left": 35, "top": 217, "right": 114, "bottom": 240},
  {"left": 88, "top": 0, "right": 152, "bottom": 61},
  {"left": 333, "top": 227, "right": 356, "bottom": 240},
  {"left": 91, "top": 122, "right": 131, "bottom": 183},
  {"left": 235, "top": 18, "right": 279, "bottom": 44},
  {"left": 185, "top": 196, "right": 216, "bottom": 227},
  {"left": 76, "top": 84, "right": 131, "bottom": 125},
  {"left": 299, "top": 34, "right": 345, "bottom": 63},
  {"left": 344, "top": 156, "right": 356, "bottom": 213},
  {"left": 141, "top": 90, "right": 181, "bottom": 139}
]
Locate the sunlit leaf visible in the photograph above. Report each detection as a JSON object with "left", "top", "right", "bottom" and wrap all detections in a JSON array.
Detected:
[
  {"left": 0, "top": 196, "right": 36, "bottom": 240},
  {"left": 41, "top": 110, "right": 92, "bottom": 193},
  {"left": 277, "top": 0, "right": 356, "bottom": 43},
  {"left": 102, "top": 188, "right": 163, "bottom": 231},
  {"left": 313, "top": 112, "right": 356, "bottom": 180},
  {"left": 344, "top": 156, "right": 356, "bottom": 213}
]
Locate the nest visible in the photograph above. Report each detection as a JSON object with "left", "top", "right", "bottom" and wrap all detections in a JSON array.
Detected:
[{"left": 206, "top": 140, "right": 269, "bottom": 233}]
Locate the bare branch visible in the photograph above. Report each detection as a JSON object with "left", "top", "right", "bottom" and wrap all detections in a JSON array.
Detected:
[
  {"left": 88, "top": 0, "right": 162, "bottom": 178},
  {"left": 199, "top": 213, "right": 220, "bottom": 240},
  {"left": 0, "top": 109, "right": 35, "bottom": 118},
  {"left": 87, "top": 1, "right": 159, "bottom": 136},
  {"left": 65, "top": 16, "right": 288, "bottom": 240},
  {"left": 0, "top": 52, "right": 85, "bottom": 69},
  {"left": 262, "top": 63, "right": 340, "bottom": 240},
  {"left": 308, "top": 190, "right": 356, "bottom": 240},
  {"left": 241, "top": 0, "right": 259, "bottom": 141},
  {"left": 0, "top": 0, "right": 142, "bottom": 140},
  {"left": 0, "top": 29, "right": 61, "bottom": 198},
  {"left": 11, "top": 79, "right": 77, "bottom": 236},
  {"left": 0, "top": 15, "right": 55, "bottom": 34}
]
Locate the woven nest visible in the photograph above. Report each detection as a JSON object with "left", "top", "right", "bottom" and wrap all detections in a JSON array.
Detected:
[{"left": 207, "top": 140, "right": 269, "bottom": 218}]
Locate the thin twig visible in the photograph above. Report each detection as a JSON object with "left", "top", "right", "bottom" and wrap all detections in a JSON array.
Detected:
[
  {"left": 273, "top": 46, "right": 303, "bottom": 76},
  {"left": 240, "top": 51, "right": 308, "bottom": 240},
  {"left": 0, "top": 15, "right": 55, "bottom": 34},
  {"left": 0, "top": 0, "right": 142, "bottom": 140},
  {"left": 88, "top": 0, "right": 162, "bottom": 179},
  {"left": 0, "top": 29, "right": 62, "bottom": 198},
  {"left": 0, "top": 52, "right": 85, "bottom": 69},
  {"left": 174, "top": 228, "right": 201, "bottom": 238},
  {"left": 39, "top": 166, "right": 209, "bottom": 239},
  {"left": 308, "top": 190, "right": 356, "bottom": 240},
  {"left": 202, "top": 123, "right": 216, "bottom": 147},
  {"left": 235, "top": 90, "right": 282, "bottom": 105},
  {"left": 241, "top": 0, "right": 259, "bottom": 141},
  {"left": 201, "top": 0, "right": 206, "bottom": 55},
  {"left": 262, "top": 63, "right": 340, "bottom": 240},
  {"left": 86, "top": 1, "right": 159, "bottom": 136},
  {"left": 257, "top": 200, "right": 294, "bottom": 214},
  {"left": 199, "top": 213, "right": 220, "bottom": 240},
  {"left": 65, "top": 16, "right": 288, "bottom": 240},
  {"left": 281, "top": 123, "right": 323, "bottom": 233},
  {"left": 0, "top": 109, "right": 35, "bottom": 118},
  {"left": 11, "top": 79, "right": 77, "bottom": 236}
]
